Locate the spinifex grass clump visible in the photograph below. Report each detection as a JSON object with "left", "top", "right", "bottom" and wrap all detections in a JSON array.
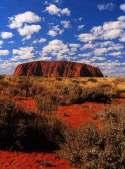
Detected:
[
  {"left": 0, "top": 99, "right": 66, "bottom": 151},
  {"left": 36, "top": 94, "right": 59, "bottom": 116},
  {"left": 84, "top": 84, "right": 115, "bottom": 103}
]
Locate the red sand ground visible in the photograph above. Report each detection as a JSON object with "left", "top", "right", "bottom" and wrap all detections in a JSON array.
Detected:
[
  {"left": 57, "top": 102, "right": 105, "bottom": 128},
  {"left": 14, "top": 97, "right": 105, "bottom": 128},
  {"left": 15, "top": 97, "right": 125, "bottom": 128},
  {"left": 0, "top": 151, "right": 74, "bottom": 169},
  {"left": 0, "top": 97, "right": 125, "bottom": 169},
  {"left": 14, "top": 97, "right": 38, "bottom": 112}
]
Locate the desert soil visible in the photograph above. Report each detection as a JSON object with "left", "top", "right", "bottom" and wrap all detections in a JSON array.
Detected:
[{"left": 0, "top": 97, "right": 125, "bottom": 169}]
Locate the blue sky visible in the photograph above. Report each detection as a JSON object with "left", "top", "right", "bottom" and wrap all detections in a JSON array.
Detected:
[{"left": 0, "top": 0, "right": 125, "bottom": 76}]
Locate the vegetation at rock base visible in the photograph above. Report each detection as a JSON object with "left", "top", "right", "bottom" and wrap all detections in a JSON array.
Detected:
[{"left": 1, "top": 76, "right": 124, "bottom": 105}]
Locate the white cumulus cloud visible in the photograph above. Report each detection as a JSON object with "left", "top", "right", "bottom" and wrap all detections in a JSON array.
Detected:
[
  {"left": 33, "top": 38, "right": 47, "bottom": 44},
  {"left": 61, "top": 8, "right": 71, "bottom": 16},
  {"left": 78, "top": 18, "right": 125, "bottom": 42},
  {"left": 42, "top": 39, "right": 70, "bottom": 60},
  {"left": 61, "top": 20, "right": 71, "bottom": 28},
  {"left": 78, "top": 33, "right": 95, "bottom": 42},
  {"left": 46, "top": 4, "right": 71, "bottom": 16},
  {"left": 0, "top": 50, "right": 9, "bottom": 56},
  {"left": 0, "top": 40, "right": 3, "bottom": 46},
  {"left": 12, "top": 47, "right": 35, "bottom": 60},
  {"left": 18, "top": 24, "right": 41, "bottom": 39},
  {"left": 97, "top": 3, "right": 115, "bottom": 11},
  {"left": 48, "top": 25, "right": 64, "bottom": 37},
  {"left": 120, "top": 3, "right": 125, "bottom": 12},
  {"left": 41, "top": 39, "right": 80, "bottom": 60},
  {"left": 46, "top": 4, "right": 60, "bottom": 15},
  {"left": 78, "top": 25, "right": 85, "bottom": 31},
  {"left": 8, "top": 11, "right": 41, "bottom": 39},
  {"left": 94, "top": 48, "right": 107, "bottom": 56},
  {"left": 1, "top": 32, "right": 13, "bottom": 39},
  {"left": 9, "top": 11, "right": 41, "bottom": 29}
]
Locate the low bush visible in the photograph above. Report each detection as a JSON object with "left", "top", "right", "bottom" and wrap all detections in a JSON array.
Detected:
[
  {"left": 60, "top": 124, "right": 101, "bottom": 169},
  {"left": 58, "top": 83, "right": 83, "bottom": 105},
  {"left": 0, "top": 99, "right": 66, "bottom": 151},
  {"left": 84, "top": 83, "right": 116, "bottom": 103},
  {"left": 60, "top": 106, "right": 125, "bottom": 169}
]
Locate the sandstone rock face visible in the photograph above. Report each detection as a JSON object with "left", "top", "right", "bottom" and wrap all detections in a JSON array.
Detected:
[{"left": 13, "top": 61, "right": 103, "bottom": 77}]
